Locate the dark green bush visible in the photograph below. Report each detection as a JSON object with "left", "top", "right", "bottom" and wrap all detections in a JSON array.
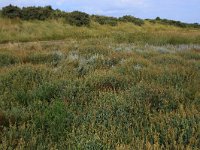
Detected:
[
  {"left": 92, "top": 15, "right": 118, "bottom": 26},
  {"left": 119, "top": 15, "right": 144, "bottom": 26},
  {"left": 161, "top": 19, "right": 186, "bottom": 28},
  {"left": 154, "top": 17, "right": 199, "bottom": 28},
  {"left": 2, "top": 4, "right": 21, "bottom": 18},
  {"left": 148, "top": 17, "right": 200, "bottom": 28},
  {"left": 66, "top": 11, "right": 90, "bottom": 26},
  {"left": 51, "top": 9, "right": 68, "bottom": 18},
  {"left": 21, "top": 6, "right": 53, "bottom": 20},
  {"left": 190, "top": 23, "right": 200, "bottom": 28},
  {"left": 1, "top": 4, "right": 199, "bottom": 29},
  {"left": 155, "top": 17, "right": 161, "bottom": 21}
]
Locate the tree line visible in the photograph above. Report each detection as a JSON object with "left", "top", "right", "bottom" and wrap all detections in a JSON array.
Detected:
[{"left": 1, "top": 4, "right": 199, "bottom": 28}]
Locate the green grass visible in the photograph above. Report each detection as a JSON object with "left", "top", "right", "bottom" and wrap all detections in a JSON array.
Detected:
[
  {"left": 0, "top": 18, "right": 200, "bottom": 149},
  {"left": 0, "top": 17, "right": 200, "bottom": 45}
]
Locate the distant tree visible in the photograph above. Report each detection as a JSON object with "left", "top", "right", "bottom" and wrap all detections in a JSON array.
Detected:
[
  {"left": 66, "top": 11, "right": 90, "bottom": 26},
  {"left": 2, "top": 4, "right": 21, "bottom": 18}
]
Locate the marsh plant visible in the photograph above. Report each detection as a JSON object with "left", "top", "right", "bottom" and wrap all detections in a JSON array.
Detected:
[{"left": 0, "top": 13, "right": 200, "bottom": 149}]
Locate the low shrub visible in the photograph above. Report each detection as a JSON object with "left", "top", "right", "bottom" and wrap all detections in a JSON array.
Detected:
[
  {"left": 85, "top": 71, "right": 130, "bottom": 91},
  {"left": 33, "top": 101, "right": 74, "bottom": 139},
  {"left": 151, "top": 54, "right": 184, "bottom": 65},
  {"left": 0, "top": 53, "right": 20, "bottom": 67},
  {"left": 0, "top": 112, "right": 9, "bottom": 129},
  {"left": 21, "top": 6, "right": 53, "bottom": 20},
  {"left": 2, "top": 4, "right": 21, "bottom": 19},
  {"left": 31, "top": 81, "right": 65, "bottom": 101},
  {"left": 119, "top": 15, "right": 144, "bottom": 26},
  {"left": 51, "top": 9, "right": 68, "bottom": 18},
  {"left": 153, "top": 17, "right": 200, "bottom": 28},
  {"left": 92, "top": 15, "right": 118, "bottom": 26},
  {"left": 160, "top": 19, "right": 187, "bottom": 28},
  {"left": 0, "top": 66, "right": 52, "bottom": 105},
  {"left": 24, "top": 52, "right": 63, "bottom": 66},
  {"left": 66, "top": 11, "right": 90, "bottom": 26},
  {"left": 130, "top": 82, "right": 179, "bottom": 112}
]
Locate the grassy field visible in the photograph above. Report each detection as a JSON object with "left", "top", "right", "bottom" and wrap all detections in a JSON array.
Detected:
[
  {"left": 0, "top": 18, "right": 200, "bottom": 149},
  {"left": 0, "top": 18, "right": 200, "bottom": 45}
]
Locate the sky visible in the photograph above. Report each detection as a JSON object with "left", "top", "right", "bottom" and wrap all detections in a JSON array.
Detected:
[{"left": 0, "top": 0, "right": 200, "bottom": 23}]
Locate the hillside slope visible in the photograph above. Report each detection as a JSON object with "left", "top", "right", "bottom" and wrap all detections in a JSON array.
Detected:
[{"left": 0, "top": 17, "right": 200, "bottom": 45}]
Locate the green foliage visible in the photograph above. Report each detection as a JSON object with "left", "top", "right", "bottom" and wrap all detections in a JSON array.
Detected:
[
  {"left": 155, "top": 17, "right": 161, "bottom": 21},
  {"left": 0, "top": 6, "right": 200, "bottom": 45},
  {"left": 0, "top": 53, "right": 20, "bottom": 67},
  {"left": 130, "top": 82, "right": 179, "bottom": 112},
  {"left": 160, "top": 19, "right": 186, "bottom": 27},
  {"left": 1, "top": 5, "right": 54, "bottom": 20},
  {"left": 153, "top": 17, "right": 200, "bottom": 28},
  {"left": 119, "top": 15, "right": 144, "bottom": 26},
  {"left": 51, "top": 9, "right": 68, "bottom": 18},
  {"left": 21, "top": 6, "right": 53, "bottom": 20},
  {"left": 66, "top": 11, "right": 90, "bottom": 26},
  {"left": 92, "top": 15, "right": 118, "bottom": 26},
  {"left": 0, "top": 42, "right": 200, "bottom": 148},
  {"left": 31, "top": 81, "right": 65, "bottom": 101},
  {"left": 86, "top": 71, "right": 129, "bottom": 91},
  {"left": 1, "top": 4, "right": 199, "bottom": 29},
  {"left": 0, "top": 66, "right": 52, "bottom": 105},
  {"left": 24, "top": 52, "right": 63, "bottom": 66},
  {"left": 0, "top": 7, "right": 200, "bottom": 149},
  {"left": 2, "top": 4, "right": 21, "bottom": 18}
]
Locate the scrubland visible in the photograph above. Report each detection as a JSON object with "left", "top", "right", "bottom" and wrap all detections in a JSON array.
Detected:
[{"left": 0, "top": 18, "right": 200, "bottom": 149}]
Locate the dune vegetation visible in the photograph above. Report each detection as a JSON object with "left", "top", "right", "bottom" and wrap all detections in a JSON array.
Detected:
[
  {"left": 0, "top": 17, "right": 200, "bottom": 45},
  {"left": 0, "top": 5, "right": 200, "bottom": 149}
]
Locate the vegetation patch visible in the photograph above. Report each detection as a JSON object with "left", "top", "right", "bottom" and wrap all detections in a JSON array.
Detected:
[
  {"left": 0, "top": 5, "right": 199, "bottom": 149},
  {"left": 66, "top": 11, "right": 90, "bottom": 27},
  {"left": 0, "top": 53, "right": 20, "bottom": 67}
]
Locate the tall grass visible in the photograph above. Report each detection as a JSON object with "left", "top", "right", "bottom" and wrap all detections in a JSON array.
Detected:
[{"left": 0, "top": 18, "right": 200, "bottom": 45}]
